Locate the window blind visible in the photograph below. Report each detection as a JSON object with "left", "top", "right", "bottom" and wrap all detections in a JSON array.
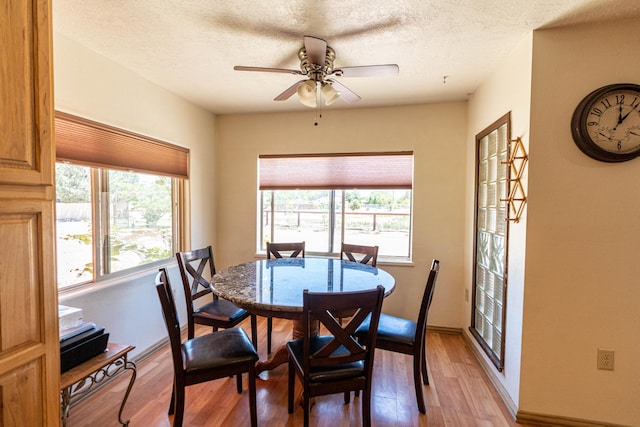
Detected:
[
  {"left": 55, "top": 111, "right": 189, "bottom": 179},
  {"left": 259, "top": 152, "right": 413, "bottom": 190}
]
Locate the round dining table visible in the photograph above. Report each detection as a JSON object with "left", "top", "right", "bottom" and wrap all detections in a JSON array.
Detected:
[{"left": 211, "top": 257, "right": 395, "bottom": 374}]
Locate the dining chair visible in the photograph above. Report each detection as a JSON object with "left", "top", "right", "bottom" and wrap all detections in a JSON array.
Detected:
[
  {"left": 265, "top": 241, "right": 305, "bottom": 353},
  {"left": 286, "top": 285, "right": 384, "bottom": 427},
  {"left": 355, "top": 259, "right": 440, "bottom": 414},
  {"left": 338, "top": 243, "right": 379, "bottom": 324},
  {"left": 340, "top": 242, "right": 379, "bottom": 267},
  {"left": 176, "top": 246, "right": 258, "bottom": 349},
  {"left": 155, "top": 268, "right": 259, "bottom": 427}
]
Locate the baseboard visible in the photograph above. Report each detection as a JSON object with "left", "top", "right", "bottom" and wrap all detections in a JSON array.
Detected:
[
  {"left": 426, "top": 325, "right": 461, "bottom": 335},
  {"left": 133, "top": 335, "right": 171, "bottom": 364},
  {"left": 516, "top": 410, "right": 629, "bottom": 427}
]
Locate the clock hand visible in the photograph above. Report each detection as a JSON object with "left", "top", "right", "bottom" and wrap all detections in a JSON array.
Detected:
[
  {"left": 617, "top": 103, "right": 624, "bottom": 125},
  {"left": 620, "top": 103, "right": 639, "bottom": 123}
]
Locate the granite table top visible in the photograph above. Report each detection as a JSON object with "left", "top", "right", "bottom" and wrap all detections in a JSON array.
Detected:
[{"left": 211, "top": 257, "right": 395, "bottom": 319}]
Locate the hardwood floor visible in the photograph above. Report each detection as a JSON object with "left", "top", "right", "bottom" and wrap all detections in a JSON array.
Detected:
[{"left": 64, "top": 317, "right": 533, "bottom": 426}]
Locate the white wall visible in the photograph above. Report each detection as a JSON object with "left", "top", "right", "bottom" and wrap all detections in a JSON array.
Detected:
[
  {"left": 54, "top": 33, "right": 217, "bottom": 358},
  {"left": 519, "top": 19, "right": 640, "bottom": 426},
  {"left": 215, "top": 104, "right": 468, "bottom": 328},
  {"left": 466, "top": 34, "right": 533, "bottom": 410}
]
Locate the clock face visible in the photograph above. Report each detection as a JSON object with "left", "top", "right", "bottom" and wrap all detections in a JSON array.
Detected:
[{"left": 571, "top": 83, "right": 640, "bottom": 162}]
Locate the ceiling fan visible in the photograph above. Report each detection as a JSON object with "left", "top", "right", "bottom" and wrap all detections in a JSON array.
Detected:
[{"left": 234, "top": 35, "right": 399, "bottom": 108}]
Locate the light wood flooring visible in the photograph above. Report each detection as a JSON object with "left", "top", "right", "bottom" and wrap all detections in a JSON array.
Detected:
[{"left": 63, "top": 317, "right": 534, "bottom": 426}]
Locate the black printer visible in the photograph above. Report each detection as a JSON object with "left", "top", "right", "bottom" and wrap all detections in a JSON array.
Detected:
[{"left": 60, "top": 323, "right": 109, "bottom": 372}]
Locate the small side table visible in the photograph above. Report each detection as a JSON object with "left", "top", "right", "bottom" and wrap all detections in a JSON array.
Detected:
[{"left": 60, "top": 343, "right": 137, "bottom": 426}]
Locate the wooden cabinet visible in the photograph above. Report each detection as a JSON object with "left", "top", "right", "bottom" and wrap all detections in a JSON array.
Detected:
[{"left": 0, "top": 0, "right": 59, "bottom": 425}]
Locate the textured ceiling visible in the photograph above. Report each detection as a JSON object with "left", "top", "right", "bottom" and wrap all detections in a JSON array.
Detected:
[{"left": 53, "top": 0, "right": 640, "bottom": 115}]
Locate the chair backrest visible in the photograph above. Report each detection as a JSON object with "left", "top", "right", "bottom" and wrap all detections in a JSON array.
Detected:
[
  {"left": 302, "top": 285, "right": 384, "bottom": 374},
  {"left": 415, "top": 259, "right": 440, "bottom": 342},
  {"left": 340, "top": 243, "right": 379, "bottom": 267},
  {"left": 266, "top": 241, "right": 305, "bottom": 259},
  {"left": 176, "top": 246, "right": 216, "bottom": 302},
  {"left": 155, "top": 268, "right": 185, "bottom": 377}
]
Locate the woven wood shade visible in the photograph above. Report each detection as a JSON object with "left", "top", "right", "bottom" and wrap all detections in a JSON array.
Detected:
[
  {"left": 55, "top": 111, "right": 189, "bottom": 179},
  {"left": 259, "top": 152, "right": 413, "bottom": 190}
]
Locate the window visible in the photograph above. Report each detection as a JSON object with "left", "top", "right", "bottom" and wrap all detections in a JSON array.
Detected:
[
  {"left": 55, "top": 112, "right": 189, "bottom": 290},
  {"left": 56, "top": 165, "right": 177, "bottom": 288},
  {"left": 258, "top": 152, "right": 413, "bottom": 259},
  {"left": 470, "top": 113, "right": 510, "bottom": 371}
]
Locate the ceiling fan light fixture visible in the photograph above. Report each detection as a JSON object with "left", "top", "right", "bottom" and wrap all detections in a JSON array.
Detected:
[
  {"left": 297, "top": 80, "right": 317, "bottom": 108},
  {"left": 321, "top": 82, "right": 341, "bottom": 105}
]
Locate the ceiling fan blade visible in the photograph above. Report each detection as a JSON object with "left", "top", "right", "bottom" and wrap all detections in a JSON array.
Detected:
[
  {"left": 234, "top": 66, "right": 302, "bottom": 75},
  {"left": 334, "top": 64, "right": 399, "bottom": 78},
  {"left": 326, "top": 79, "right": 361, "bottom": 104},
  {"left": 274, "top": 80, "right": 307, "bottom": 101},
  {"left": 303, "top": 35, "right": 327, "bottom": 65}
]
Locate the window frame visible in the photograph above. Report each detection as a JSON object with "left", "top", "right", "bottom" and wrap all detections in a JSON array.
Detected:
[
  {"left": 55, "top": 112, "right": 189, "bottom": 293},
  {"left": 469, "top": 112, "right": 510, "bottom": 371},
  {"left": 256, "top": 151, "right": 414, "bottom": 263}
]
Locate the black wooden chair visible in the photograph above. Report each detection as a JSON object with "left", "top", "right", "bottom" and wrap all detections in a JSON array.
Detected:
[
  {"left": 286, "top": 285, "right": 384, "bottom": 427},
  {"left": 339, "top": 243, "right": 380, "bottom": 324},
  {"left": 340, "top": 242, "right": 379, "bottom": 267},
  {"left": 265, "top": 241, "right": 305, "bottom": 353},
  {"left": 155, "top": 268, "right": 259, "bottom": 427},
  {"left": 355, "top": 259, "right": 440, "bottom": 414},
  {"left": 176, "top": 246, "right": 258, "bottom": 349}
]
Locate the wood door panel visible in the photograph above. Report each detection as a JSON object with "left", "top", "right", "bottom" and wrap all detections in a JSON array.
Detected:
[
  {"left": 0, "top": 0, "right": 53, "bottom": 187},
  {"left": 0, "top": 1, "right": 34, "bottom": 167},
  {"left": 1, "top": 0, "right": 61, "bottom": 424},
  {"left": 0, "top": 211, "right": 43, "bottom": 351},
  {"left": 0, "top": 359, "right": 44, "bottom": 426}
]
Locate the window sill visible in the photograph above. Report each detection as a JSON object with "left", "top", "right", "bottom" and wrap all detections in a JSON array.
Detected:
[
  {"left": 377, "top": 258, "right": 414, "bottom": 267},
  {"left": 58, "top": 258, "right": 177, "bottom": 301}
]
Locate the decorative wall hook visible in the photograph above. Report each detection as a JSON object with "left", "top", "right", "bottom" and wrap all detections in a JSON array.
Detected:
[{"left": 500, "top": 137, "right": 528, "bottom": 223}]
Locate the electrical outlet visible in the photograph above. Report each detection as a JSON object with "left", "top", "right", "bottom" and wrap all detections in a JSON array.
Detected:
[
  {"left": 464, "top": 288, "right": 469, "bottom": 302},
  {"left": 597, "top": 348, "right": 615, "bottom": 370}
]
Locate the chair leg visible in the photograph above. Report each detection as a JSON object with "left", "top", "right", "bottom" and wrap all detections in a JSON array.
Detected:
[
  {"left": 413, "top": 351, "right": 426, "bottom": 414},
  {"left": 421, "top": 346, "right": 429, "bottom": 385},
  {"left": 248, "top": 365, "right": 257, "bottom": 427},
  {"left": 287, "top": 360, "right": 295, "bottom": 413},
  {"left": 303, "top": 386, "right": 311, "bottom": 427},
  {"left": 168, "top": 381, "right": 176, "bottom": 415},
  {"left": 267, "top": 317, "right": 273, "bottom": 354},
  {"left": 236, "top": 373, "right": 243, "bottom": 393},
  {"left": 344, "top": 391, "right": 350, "bottom": 404},
  {"left": 173, "top": 383, "right": 186, "bottom": 427},
  {"left": 362, "top": 385, "right": 372, "bottom": 427},
  {"left": 251, "top": 315, "right": 258, "bottom": 351},
  {"left": 421, "top": 331, "right": 429, "bottom": 385}
]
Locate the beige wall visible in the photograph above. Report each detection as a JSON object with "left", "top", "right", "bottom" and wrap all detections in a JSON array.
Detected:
[
  {"left": 466, "top": 34, "right": 533, "bottom": 410},
  {"left": 54, "top": 33, "right": 218, "bottom": 251},
  {"left": 520, "top": 19, "right": 640, "bottom": 425},
  {"left": 54, "top": 33, "right": 218, "bottom": 357},
  {"left": 54, "top": 15, "right": 640, "bottom": 425},
  {"left": 215, "top": 104, "right": 468, "bottom": 327}
]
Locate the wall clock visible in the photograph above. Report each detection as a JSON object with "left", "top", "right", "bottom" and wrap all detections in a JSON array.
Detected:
[{"left": 571, "top": 83, "right": 640, "bottom": 162}]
